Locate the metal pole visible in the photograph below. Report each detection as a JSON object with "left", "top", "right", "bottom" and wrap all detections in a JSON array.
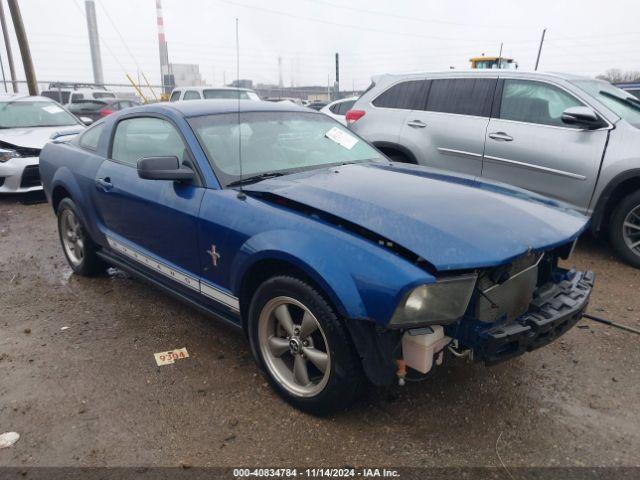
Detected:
[
  {"left": 7, "top": 0, "right": 36, "bottom": 95},
  {"left": 335, "top": 52, "right": 339, "bottom": 100},
  {"left": 0, "top": 0, "right": 17, "bottom": 92},
  {"left": 534, "top": 28, "right": 546, "bottom": 71},
  {"left": 84, "top": 0, "right": 104, "bottom": 85},
  {"left": 0, "top": 45, "right": 7, "bottom": 92},
  {"left": 498, "top": 42, "right": 503, "bottom": 69}
]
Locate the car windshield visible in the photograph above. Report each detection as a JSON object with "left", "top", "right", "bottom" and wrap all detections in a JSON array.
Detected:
[
  {"left": 189, "top": 111, "right": 383, "bottom": 186},
  {"left": 573, "top": 80, "right": 640, "bottom": 128},
  {"left": 0, "top": 100, "right": 79, "bottom": 128}
]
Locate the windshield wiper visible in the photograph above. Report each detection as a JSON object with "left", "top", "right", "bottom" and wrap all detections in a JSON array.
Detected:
[
  {"left": 600, "top": 90, "right": 640, "bottom": 111},
  {"left": 227, "top": 171, "right": 286, "bottom": 187}
]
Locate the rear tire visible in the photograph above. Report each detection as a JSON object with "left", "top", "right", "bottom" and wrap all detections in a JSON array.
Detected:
[
  {"left": 57, "top": 198, "right": 106, "bottom": 276},
  {"left": 609, "top": 190, "right": 640, "bottom": 268},
  {"left": 247, "top": 276, "right": 364, "bottom": 415}
]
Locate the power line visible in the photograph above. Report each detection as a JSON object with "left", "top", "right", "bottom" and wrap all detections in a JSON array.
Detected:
[
  {"left": 305, "top": 0, "right": 530, "bottom": 30},
  {"left": 214, "top": 0, "right": 521, "bottom": 44}
]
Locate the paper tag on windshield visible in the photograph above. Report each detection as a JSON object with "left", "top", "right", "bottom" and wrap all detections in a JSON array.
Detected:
[
  {"left": 42, "top": 105, "right": 63, "bottom": 114},
  {"left": 325, "top": 127, "right": 358, "bottom": 150}
]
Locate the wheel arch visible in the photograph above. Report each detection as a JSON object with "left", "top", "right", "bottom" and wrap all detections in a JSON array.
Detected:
[
  {"left": 372, "top": 141, "right": 418, "bottom": 164},
  {"left": 591, "top": 169, "right": 640, "bottom": 234},
  {"left": 234, "top": 252, "right": 359, "bottom": 331},
  {"left": 51, "top": 185, "right": 72, "bottom": 212}
]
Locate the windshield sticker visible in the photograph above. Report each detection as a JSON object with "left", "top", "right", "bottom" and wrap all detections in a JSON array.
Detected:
[
  {"left": 325, "top": 126, "right": 358, "bottom": 150},
  {"left": 42, "top": 105, "right": 64, "bottom": 114}
]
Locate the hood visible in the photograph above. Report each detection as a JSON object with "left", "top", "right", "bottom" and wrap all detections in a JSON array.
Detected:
[
  {"left": 0, "top": 125, "right": 82, "bottom": 150},
  {"left": 246, "top": 162, "right": 588, "bottom": 272}
]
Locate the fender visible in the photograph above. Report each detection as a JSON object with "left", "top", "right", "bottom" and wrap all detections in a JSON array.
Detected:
[
  {"left": 591, "top": 168, "right": 640, "bottom": 232},
  {"left": 230, "top": 228, "right": 433, "bottom": 325}
]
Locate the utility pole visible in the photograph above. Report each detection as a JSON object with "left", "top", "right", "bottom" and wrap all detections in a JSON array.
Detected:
[
  {"left": 277, "top": 56, "right": 283, "bottom": 88},
  {"left": 84, "top": 0, "right": 104, "bottom": 85},
  {"left": 534, "top": 28, "right": 546, "bottom": 71},
  {"left": 7, "top": 0, "right": 36, "bottom": 95},
  {"left": 498, "top": 42, "right": 503, "bottom": 68},
  {"left": 334, "top": 52, "right": 339, "bottom": 100},
  {"left": 0, "top": 0, "right": 17, "bottom": 92}
]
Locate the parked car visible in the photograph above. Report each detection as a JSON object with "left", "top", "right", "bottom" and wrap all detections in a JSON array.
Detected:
[
  {"left": 265, "top": 97, "right": 303, "bottom": 106},
  {"left": 348, "top": 71, "right": 640, "bottom": 267},
  {"left": 39, "top": 100, "right": 593, "bottom": 414},
  {"left": 615, "top": 82, "right": 640, "bottom": 99},
  {"left": 41, "top": 83, "right": 116, "bottom": 106},
  {"left": 0, "top": 94, "right": 84, "bottom": 193},
  {"left": 67, "top": 98, "right": 141, "bottom": 122},
  {"left": 307, "top": 101, "right": 327, "bottom": 111},
  {"left": 320, "top": 96, "right": 358, "bottom": 125},
  {"left": 169, "top": 86, "right": 260, "bottom": 102}
]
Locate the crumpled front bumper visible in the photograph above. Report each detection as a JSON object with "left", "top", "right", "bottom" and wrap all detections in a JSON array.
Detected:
[{"left": 473, "top": 269, "right": 595, "bottom": 365}]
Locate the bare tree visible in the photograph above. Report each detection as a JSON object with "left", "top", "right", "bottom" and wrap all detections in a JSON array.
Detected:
[{"left": 597, "top": 69, "right": 640, "bottom": 84}]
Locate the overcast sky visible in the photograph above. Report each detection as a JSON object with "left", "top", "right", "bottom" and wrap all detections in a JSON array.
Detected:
[{"left": 3, "top": 0, "right": 640, "bottom": 92}]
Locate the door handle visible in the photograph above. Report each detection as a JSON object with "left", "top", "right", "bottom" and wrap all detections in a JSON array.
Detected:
[
  {"left": 95, "top": 177, "right": 113, "bottom": 192},
  {"left": 488, "top": 132, "right": 513, "bottom": 141},
  {"left": 407, "top": 119, "right": 427, "bottom": 128}
]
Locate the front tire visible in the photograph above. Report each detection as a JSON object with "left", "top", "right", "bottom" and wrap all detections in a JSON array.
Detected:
[
  {"left": 247, "top": 276, "right": 364, "bottom": 414},
  {"left": 57, "top": 198, "right": 106, "bottom": 276},
  {"left": 609, "top": 190, "right": 640, "bottom": 268}
]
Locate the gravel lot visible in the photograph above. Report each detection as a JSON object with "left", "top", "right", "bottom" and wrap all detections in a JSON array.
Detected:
[{"left": 1, "top": 194, "right": 639, "bottom": 468}]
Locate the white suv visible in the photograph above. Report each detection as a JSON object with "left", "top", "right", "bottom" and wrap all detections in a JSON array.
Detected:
[
  {"left": 169, "top": 86, "right": 260, "bottom": 102},
  {"left": 41, "top": 85, "right": 116, "bottom": 106}
]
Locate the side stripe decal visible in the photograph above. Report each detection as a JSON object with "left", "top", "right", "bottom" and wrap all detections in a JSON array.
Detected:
[{"left": 106, "top": 237, "right": 240, "bottom": 312}]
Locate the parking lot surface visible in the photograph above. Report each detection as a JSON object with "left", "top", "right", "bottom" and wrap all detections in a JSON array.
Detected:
[{"left": 1, "top": 195, "right": 639, "bottom": 467}]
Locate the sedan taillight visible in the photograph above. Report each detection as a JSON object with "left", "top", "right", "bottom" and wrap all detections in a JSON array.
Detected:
[
  {"left": 345, "top": 109, "right": 365, "bottom": 124},
  {"left": 99, "top": 108, "right": 114, "bottom": 117}
]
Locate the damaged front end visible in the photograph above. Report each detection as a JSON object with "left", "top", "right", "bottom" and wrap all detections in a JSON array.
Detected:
[{"left": 346, "top": 243, "right": 595, "bottom": 386}]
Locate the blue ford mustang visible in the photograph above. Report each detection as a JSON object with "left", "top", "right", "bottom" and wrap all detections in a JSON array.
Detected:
[{"left": 40, "top": 100, "right": 594, "bottom": 413}]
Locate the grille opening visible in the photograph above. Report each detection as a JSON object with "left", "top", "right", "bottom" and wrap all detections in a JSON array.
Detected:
[{"left": 20, "top": 165, "right": 41, "bottom": 188}]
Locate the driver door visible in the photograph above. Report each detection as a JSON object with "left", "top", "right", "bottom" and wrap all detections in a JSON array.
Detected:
[{"left": 92, "top": 115, "right": 204, "bottom": 281}]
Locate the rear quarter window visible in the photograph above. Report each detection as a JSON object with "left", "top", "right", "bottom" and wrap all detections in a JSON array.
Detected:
[
  {"left": 372, "top": 80, "right": 429, "bottom": 110},
  {"left": 78, "top": 123, "right": 105, "bottom": 151}
]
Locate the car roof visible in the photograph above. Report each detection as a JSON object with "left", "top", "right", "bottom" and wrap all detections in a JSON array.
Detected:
[
  {"left": 0, "top": 94, "right": 62, "bottom": 102},
  {"left": 173, "top": 86, "right": 256, "bottom": 93},
  {"left": 373, "top": 70, "right": 593, "bottom": 82},
  {"left": 145, "top": 99, "right": 310, "bottom": 118}
]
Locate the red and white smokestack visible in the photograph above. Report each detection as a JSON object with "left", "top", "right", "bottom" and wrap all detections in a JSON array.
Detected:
[{"left": 156, "top": 0, "right": 169, "bottom": 81}]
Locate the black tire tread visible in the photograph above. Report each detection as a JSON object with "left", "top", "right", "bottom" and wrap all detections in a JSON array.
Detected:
[
  {"left": 57, "top": 197, "right": 107, "bottom": 276},
  {"left": 247, "top": 275, "right": 365, "bottom": 415},
  {"left": 609, "top": 190, "right": 640, "bottom": 268}
]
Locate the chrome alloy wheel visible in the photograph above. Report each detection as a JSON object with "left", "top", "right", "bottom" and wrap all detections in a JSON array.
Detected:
[
  {"left": 60, "top": 209, "right": 85, "bottom": 267},
  {"left": 258, "top": 296, "right": 331, "bottom": 397},
  {"left": 623, "top": 205, "right": 640, "bottom": 257}
]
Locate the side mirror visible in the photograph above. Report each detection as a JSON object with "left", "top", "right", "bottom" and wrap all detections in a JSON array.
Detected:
[
  {"left": 561, "top": 106, "right": 606, "bottom": 130},
  {"left": 79, "top": 116, "right": 94, "bottom": 126},
  {"left": 137, "top": 156, "right": 195, "bottom": 182}
]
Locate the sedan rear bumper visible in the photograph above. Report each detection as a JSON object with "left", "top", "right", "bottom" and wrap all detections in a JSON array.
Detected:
[{"left": 473, "top": 269, "right": 595, "bottom": 365}]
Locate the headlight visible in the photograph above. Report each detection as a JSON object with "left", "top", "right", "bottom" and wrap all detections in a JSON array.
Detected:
[
  {"left": 0, "top": 149, "right": 20, "bottom": 163},
  {"left": 390, "top": 274, "right": 477, "bottom": 327}
]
